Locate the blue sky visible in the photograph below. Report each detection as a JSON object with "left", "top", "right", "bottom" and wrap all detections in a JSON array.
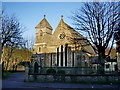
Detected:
[{"left": 2, "top": 2, "right": 83, "bottom": 40}]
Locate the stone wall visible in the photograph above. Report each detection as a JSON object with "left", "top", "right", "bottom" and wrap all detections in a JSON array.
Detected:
[
  {"left": 26, "top": 74, "right": 120, "bottom": 83},
  {"left": 29, "top": 67, "right": 94, "bottom": 75},
  {"left": 26, "top": 66, "right": 120, "bottom": 83}
]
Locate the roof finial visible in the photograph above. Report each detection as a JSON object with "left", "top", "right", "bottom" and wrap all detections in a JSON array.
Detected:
[
  {"left": 44, "top": 15, "right": 46, "bottom": 18},
  {"left": 61, "top": 15, "right": 63, "bottom": 19}
]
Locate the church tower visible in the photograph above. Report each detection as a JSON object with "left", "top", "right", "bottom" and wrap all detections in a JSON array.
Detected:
[{"left": 33, "top": 15, "right": 53, "bottom": 54}]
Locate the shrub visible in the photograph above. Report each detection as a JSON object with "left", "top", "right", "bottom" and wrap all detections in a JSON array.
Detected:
[
  {"left": 18, "top": 61, "right": 30, "bottom": 67},
  {"left": 46, "top": 68, "right": 56, "bottom": 74},
  {"left": 18, "top": 62, "right": 26, "bottom": 66}
]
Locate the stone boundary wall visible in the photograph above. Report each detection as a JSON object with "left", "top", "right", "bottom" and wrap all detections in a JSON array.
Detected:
[
  {"left": 26, "top": 74, "right": 120, "bottom": 83},
  {"left": 26, "top": 67, "right": 120, "bottom": 83},
  {"left": 29, "top": 67, "right": 96, "bottom": 75}
]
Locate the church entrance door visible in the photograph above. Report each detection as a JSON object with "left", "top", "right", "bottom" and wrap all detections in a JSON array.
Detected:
[{"left": 34, "top": 62, "right": 39, "bottom": 73}]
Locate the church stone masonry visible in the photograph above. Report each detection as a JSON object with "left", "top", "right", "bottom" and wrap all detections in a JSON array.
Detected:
[{"left": 33, "top": 15, "right": 95, "bottom": 68}]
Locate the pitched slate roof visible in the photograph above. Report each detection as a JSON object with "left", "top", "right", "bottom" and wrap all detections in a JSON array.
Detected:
[{"left": 35, "top": 17, "right": 53, "bottom": 30}]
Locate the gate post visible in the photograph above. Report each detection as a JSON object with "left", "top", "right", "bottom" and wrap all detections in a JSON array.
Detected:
[{"left": 25, "top": 66, "right": 29, "bottom": 81}]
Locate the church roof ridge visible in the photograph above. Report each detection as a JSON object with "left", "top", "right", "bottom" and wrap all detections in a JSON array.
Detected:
[
  {"left": 56, "top": 15, "right": 73, "bottom": 30},
  {"left": 35, "top": 15, "right": 53, "bottom": 30}
]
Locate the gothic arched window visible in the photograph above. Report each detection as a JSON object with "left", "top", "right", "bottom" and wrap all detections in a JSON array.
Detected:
[
  {"left": 65, "top": 44, "right": 68, "bottom": 66},
  {"left": 61, "top": 45, "right": 63, "bottom": 66},
  {"left": 57, "top": 48, "right": 59, "bottom": 66},
  {"left": 39, "top": 47, "right": 41, "bottom": 52}
]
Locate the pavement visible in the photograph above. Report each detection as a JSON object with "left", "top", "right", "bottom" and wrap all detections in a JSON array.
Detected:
[{"left": 2, "top": 72, "right": 120, "bottom": 90}]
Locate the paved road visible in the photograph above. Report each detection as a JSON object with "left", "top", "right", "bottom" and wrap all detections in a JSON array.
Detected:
[{"left": 2, "top": 72, "right": 120, "bottom": 89}]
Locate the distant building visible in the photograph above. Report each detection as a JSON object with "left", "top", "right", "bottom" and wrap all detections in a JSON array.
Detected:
[
  {"left": 104, "top": 59, "right": 117, "bottom": 72},
  {"left": 116, "top": 35, "right": 120, "bottom": 71},
  {"left": 32, "top": 15, "right": 96, "bottom": 69}
]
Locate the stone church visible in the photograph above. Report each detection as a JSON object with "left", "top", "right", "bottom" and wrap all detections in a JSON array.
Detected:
[{"left": 32, "top": 15, "right": 96, "bottom": 68}]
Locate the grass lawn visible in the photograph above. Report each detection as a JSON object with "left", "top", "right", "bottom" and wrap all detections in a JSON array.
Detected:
[{"left": 3, "top": 71, "right": 12, "bottom": 78}]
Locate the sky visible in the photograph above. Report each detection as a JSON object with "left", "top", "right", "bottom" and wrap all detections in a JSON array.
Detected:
[{"left": 2, "top": 2, "right": 83, "bottom": 40}]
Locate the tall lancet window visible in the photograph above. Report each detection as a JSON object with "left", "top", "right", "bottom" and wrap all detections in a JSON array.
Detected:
[
  {"left": 39, "top": 47, "right": 41, "bottom": 52},
  {"left": 61, "top": 45, "right": 63, "bottom": 66},
  {"left": 72, "top": 51, "right": 74, "bottom": 67},
  {"left": 51, "top": 53, "right": 52, "bottom": 67},
  {"left": 57, "top": 48, "right": 59, "bottom": 66},
  {"left": 65, "top": 44, "right": 68, "bottom": 66}
]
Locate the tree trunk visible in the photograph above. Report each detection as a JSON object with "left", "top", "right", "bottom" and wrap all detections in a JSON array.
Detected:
[
  {"left": 12, "top": 65, "right": 15, "bottom": 71},
  {"left": 2, "top": 61, "right": 4, "bottom": 77},
  {"left": 15, "top": 65, "right": 17, "bottom": 71},
  {"left": 0, "top": 47, "right": 2, "bottom": 64},
  {"left": 5, "top": 61, "right": 9, "bottom": 71},
  {"left": 98, "top": 47, "right": 106, "bottom": 74}
]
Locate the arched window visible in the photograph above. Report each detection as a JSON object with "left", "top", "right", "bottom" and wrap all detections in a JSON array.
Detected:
[
  {"left": 72, "top": 51, "right": 74, "bottom": 67},
  {"left": 51, "top": 53, "right": 52, "bottom": 67},
  {"left": 39, "top": 47, "right": 41, "bottom": 52},
  {"left": 61, "top": 45, "right": 63, "bottom": 66},
  {"left": 57, "top": 48, "right": 59, "bottom": 66},
  {"left": 65, "top": 44, "right": 68, "bottom": 66}
]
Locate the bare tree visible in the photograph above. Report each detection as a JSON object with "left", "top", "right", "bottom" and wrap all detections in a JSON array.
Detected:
[
  {"left": 0, "top": 11, "right": 26, "bottom": 74},
  {"left": 2, "top": 15, "right": 24, "bottom": 48},
  {"left": 72, "top": 2, "right": 119, "bottom": 70},
  {"left": 115, "top": 22, "right": 120, "bottom": 53},
  {"left": 24, "top": 35, "right": 35, "bottom": 51},
  {"left": 0, "top": 9, "right": 3, "bottom": 64},
  {"left": 1, "top": 12, "right": 25, "bottom": 62},
  {"left": 2, "top": 45, "right": 14, "bottom": 70},
  {"left": 2, "top": 46, "right": 32, "bottom": 71}
]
